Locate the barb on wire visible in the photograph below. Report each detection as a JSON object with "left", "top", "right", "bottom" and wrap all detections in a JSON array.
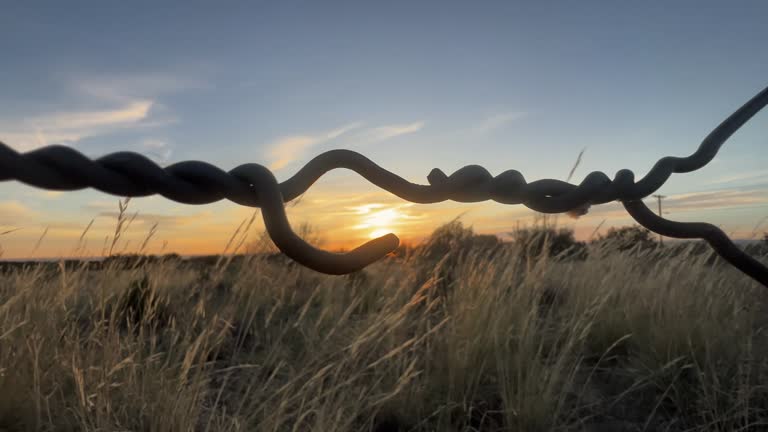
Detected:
[{"left": 0, "top": 84, "right": 767, "bottom": 284}]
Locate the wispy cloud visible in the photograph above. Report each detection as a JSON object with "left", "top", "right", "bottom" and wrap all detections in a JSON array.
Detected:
[
  {"left": 268, "top": 136, "right": 318, "bottom": 171},
  {"left": 41, "top": 191, "right": 64, "bottom": 199},
  {"left": 0, "top": 201, "right": 38, "bottom": 225},
  {"left": 355, "top": 121, "right": 424, "bottom": 144},
  {"left": 2, "top": 100, "right": 155, "bottom": 151},
  {"left": 75, "top": 74, "right": 208, "bottom": 104},
  {"left": 267, "top": 120, "right": 425, "bottom": 171},
  {"left": 707, "top": 169, "right": 768, "bottom": 187},
  {"left": 666, "top": 189, "right": 768, "bottom": 212},
  {"left": 82, "top": 200, "right": 125, "bottom": 214},
  {"left": 96, "top": 210, "right": 212, "bottom": 229},
  {"left": 140, "top": 138, "right": 174, "bottom": 163},
  {"left": 1, "top": 73, "right": 199, "bottom": 152},
  {"left": 576, "top": 187, "right": 768, "bottom": 221},
  {"left": 267, "top": 122, "right": 363, "bottom": 171},
  {"left": 40, "top": 100, "right": 153, "bottom": 130},
  {"left": 475, "top": 111, "right": 526, "bottom": 134},
  {"left": 325, "top": 123, "right": 363, "bottom": 140}
]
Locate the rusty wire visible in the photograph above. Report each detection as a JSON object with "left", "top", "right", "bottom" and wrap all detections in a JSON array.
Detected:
[{"left": 1, "top": 85, "right": 767, "bottom": 285}]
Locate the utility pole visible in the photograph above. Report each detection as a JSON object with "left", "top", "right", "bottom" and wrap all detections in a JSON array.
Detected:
[{"left": 652, "top": 194, "right": 666, "bottom": 245}]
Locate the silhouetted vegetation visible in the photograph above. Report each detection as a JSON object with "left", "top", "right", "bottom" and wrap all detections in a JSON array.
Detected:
[
  {"left": 0, "top": 221, "right": 767, "bottom": 431},
  {"left": 591, "top": 225, "right": 658, "bottom": 252},
  {"left": 415, "top": 219, "right": 502, "bottom": 262},
  {"left": 510, "top": 225, "right": 587, "bottom": 261},
  {"left": 745, "top": 233, "right": 768, "bottom": 256}
]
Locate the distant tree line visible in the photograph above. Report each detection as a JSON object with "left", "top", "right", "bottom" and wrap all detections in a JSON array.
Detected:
[
  {"left": 401, "top": 220, "right": 768, "bottom": 264},
  {"left": 2, "top": 223, "right": 765, "bottom": 274}
]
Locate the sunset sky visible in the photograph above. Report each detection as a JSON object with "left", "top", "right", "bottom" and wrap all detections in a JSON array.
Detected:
[{"left": 1, "top": 1, "right": 767, "bottom": 259}]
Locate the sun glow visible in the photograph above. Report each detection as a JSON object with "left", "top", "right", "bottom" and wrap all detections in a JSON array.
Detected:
[
  {"left": 369, "top": 228, "right": 392, "bottom": 239},
  {"left": 352, "top": 205, "right": 403, "bottom": 239}
]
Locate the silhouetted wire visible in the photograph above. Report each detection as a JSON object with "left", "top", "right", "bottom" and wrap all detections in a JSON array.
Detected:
[
  {"left": 624, "top": 200, "right": 768, "bottom": 286},
  {"left": 1, "top": 84, "right": 767, "bottom": 284}
]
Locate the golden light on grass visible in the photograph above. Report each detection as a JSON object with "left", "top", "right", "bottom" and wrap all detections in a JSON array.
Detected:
[{"left": 1, "top": 210, "right": 767, "bottom": 431}]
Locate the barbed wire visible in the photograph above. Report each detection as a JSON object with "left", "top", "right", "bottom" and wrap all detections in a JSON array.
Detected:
[{"left": 1, "top": 84, "right": 767, "bottom": 285}]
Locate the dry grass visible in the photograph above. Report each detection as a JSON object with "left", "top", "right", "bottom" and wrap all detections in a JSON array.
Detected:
[{"left": 0, "top": 219, "right": 767, "bottom": 431}]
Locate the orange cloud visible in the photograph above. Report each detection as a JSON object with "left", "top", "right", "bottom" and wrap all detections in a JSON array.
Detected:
[
  {"left": 1, "top": 178, "right": 766, "bottom": 259},
  {"left": 267, "top": 123, "right": 362, "bottom": 171},
  {"left": 0, "top": 200, "right": 39, "bottom": 225},
  {"left": 2, "top": 101, "right": 154, "bottom": 151}
]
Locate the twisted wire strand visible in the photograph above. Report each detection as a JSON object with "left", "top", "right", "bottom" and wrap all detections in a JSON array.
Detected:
[{"left": 0, "top": 84, "right": 767, "bottom": 282}]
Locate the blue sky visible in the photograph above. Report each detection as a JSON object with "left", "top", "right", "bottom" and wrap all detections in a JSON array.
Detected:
[{"left": 1, "top": 1, "right": 767, "bottom": 258}]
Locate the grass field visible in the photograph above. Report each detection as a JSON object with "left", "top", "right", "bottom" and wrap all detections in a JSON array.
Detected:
[{"left": 1, "top": 219, "right": 767, "bottom": 432}]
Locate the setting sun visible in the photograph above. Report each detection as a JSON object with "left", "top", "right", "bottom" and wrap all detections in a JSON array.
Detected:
[
  {"left": 353, "top": 205, "right": 403, "bottom": 239},
  {"left": 1, "top": 4, "right": 767, "bottom": 429}
]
